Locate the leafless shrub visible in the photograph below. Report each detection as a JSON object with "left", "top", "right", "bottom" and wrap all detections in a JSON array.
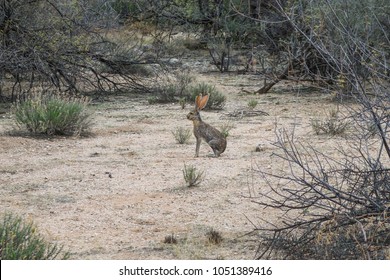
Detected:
[
  {"left": 206, "top": 228, "right": 223, "bottom": 245},
  {"left": 253, "top": 129, "right": 390, "bottom": 259},
  {"left": 250, "top": 0, "right": 390, "bottom": 259},
  {"left": 0, "top": 0, "right": 158, "bottom": 101},
  {"left": 163, "top": 234, "right": 178, "bottom": 244}
]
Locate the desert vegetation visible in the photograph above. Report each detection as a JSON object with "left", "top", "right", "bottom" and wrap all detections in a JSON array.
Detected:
[
  {"left": 12, "top": 93, "right": 92, "bottom": 136},
  {"left": 182, "top": 163, "right": 205, "bottom": 187},
  {"left": 0, "top": 213, "right": 69, "bottom": 259},
  {"left": 0, "top": 0, "right": 389, "bottom": 259}
]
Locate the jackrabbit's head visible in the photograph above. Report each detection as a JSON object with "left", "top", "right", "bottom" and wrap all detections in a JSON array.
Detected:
[{"left": 187, "top": 94, "right": 209, "bottom": 121}]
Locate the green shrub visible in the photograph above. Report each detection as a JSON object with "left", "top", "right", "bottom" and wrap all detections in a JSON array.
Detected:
[
  {"left": 13, "top": 93, "right": 92, "bottom": 136},
  {"left": 311, "top": 109, "right": 350, "bottom": 136},
  {"left": 172, "top": 127, "right": 191, "bottom": 144},
  {"left": 219, "top": 121, "right": 235, "bottom": 138},
  {"left": 148, "top": 83, "right": 179, "bottom": 104},
  {"left": 176, "top": 71, "right": 195, "bottom": 98},
  {"left": 182, "top": 164, "right": 204, "bottom": 187},
  {"left": 111, "top": 0, "right": 141, "bottom": 23},
  {"left": 149, "top": 71, "right": 194, "bottom": 104},
  {"left": 248, "top": 99, "right": 258, "bottom": 110},
  {"left": 147, "top": 96, "right": 158, "bottom": 104},
  {"left": 179, "top": 97, "right": 186, "bottom": 109},
  {"left": 0, "top": 213, "right": 69, "bottom": 260},
  {"left": 190, "top": 83, "right": 226, "bottom": 110}
]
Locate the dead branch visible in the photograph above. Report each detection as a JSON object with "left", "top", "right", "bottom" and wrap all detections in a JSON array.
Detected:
[{"left": 225, "top": 108, "right": 269, "bottom": 119}]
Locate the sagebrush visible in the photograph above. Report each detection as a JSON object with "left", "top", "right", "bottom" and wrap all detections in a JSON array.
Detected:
[
  {"left": 0, "top": 213, "right": 69, "bottom": 260},
  {"left": 190, "top": 83, "right": 226, "bottom": 110},
  {"left": 172, "top": 127, "right": 191, "bottom": 144},
  {"left": 13, "top": 93, "right": 92, "bottom": 136}
]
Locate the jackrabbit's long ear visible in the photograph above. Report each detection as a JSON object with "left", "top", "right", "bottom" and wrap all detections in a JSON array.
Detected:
[
  {"left": 197, "top": 94, "right": 209, "bottom": 111},
  {"left": 195, "top": 95, "right": 202, "bottom": 111}
]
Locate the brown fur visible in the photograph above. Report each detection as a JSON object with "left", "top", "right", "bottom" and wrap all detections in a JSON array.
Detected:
[{"left": 187, "top": 95, "right": 227, "bottom": 157}]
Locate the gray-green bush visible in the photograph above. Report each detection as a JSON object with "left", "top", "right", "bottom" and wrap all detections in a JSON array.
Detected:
[
  {"left": 182, "top": 164, "right": 204, "bottom": 187},
  {"left": 0, "top": 213, "right": 69, "bottom": 260},
  {"left": 172, "top": 127, "right": 191, "bottom": 144},
  {"left": 310, "top": 109, "right": 350, "bottom": 136},
  {"left": 13, "top": 93, "right": 92, "bottom": 136},
  {"left": 149, "top": 72, "right": 194, "bottom": 104},
  {"left": 190, "top": 83, "right": 226, "bottom": 110}
]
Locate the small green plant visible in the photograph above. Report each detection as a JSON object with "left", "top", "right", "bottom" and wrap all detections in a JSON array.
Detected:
[
  {"left": 172, "top": 127, "right": 191, "bottom": 144},
  {"left": 147, "top": 96, "right": 158, "bottom": 104},
  {"left": 13, "top": 92, "right": 92, "bottom": 136},
  {"left": 220, "top": 121, "right": 235, "bottom": 138},
  {"left": 0, "top": 213, "right": 69, "bottom": 259},
  {"left": 182, "top": 164, "right": 204, "bottom": 187},
  {"left": 179, "top": 97, "right": 186, "bottom": 109},
  {"left": 311, "top": 109, "right": 350, "bottom": 135},
  {"left": 248, "top": 99, "right": 258, "bottom": 110},
  {"left": 190, "top": 82, "right": 226, "bottom": 110}
]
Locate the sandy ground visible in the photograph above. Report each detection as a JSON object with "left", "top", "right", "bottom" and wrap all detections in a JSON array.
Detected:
[{"left": 0, "top": 72, "right": 342, "bottom": 259}]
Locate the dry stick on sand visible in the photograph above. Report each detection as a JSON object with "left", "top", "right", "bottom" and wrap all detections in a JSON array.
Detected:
[{"left": 225, "top": 108, "right": 269, "bottom": 119}]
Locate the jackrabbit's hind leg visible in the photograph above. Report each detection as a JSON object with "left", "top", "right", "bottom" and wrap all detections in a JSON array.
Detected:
[
  {"left": 212, "top": 148, "right": 221, "bottom": 157},
  {"left": 209, "top": 139, "right": 221, "bottom": 157}
]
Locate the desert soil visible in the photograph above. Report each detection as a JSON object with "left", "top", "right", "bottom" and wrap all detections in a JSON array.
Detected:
[{"left": 0, "top": 71, "right": 341, "bottom": 259}]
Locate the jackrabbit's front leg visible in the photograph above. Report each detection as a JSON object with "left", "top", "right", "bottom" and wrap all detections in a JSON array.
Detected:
[{"left": 195, "top": 137, "right": 201, "bottom": 157}]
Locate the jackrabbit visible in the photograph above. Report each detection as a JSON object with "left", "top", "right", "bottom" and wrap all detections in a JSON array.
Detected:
[{"left": 187, "top": 94, "right": 227, "bottom": 157}]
